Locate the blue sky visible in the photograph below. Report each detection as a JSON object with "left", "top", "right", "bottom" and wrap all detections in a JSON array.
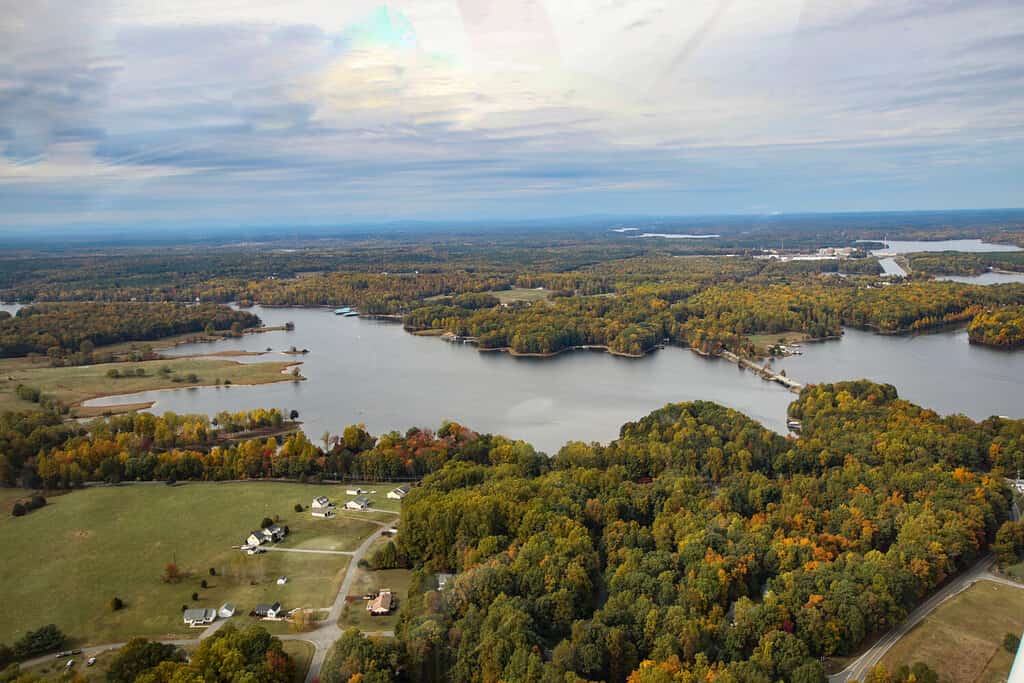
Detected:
[{"left": 1, "top": 0, "right": 1023, "bottom": 231}]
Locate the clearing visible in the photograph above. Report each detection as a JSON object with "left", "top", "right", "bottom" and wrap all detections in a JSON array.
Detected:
[
  {"left": 879, "top": 581, "right": 1024, "bottom": 683},
  {"left": 0, "top": 355, "right": 301, "bottom": 415},
  {"left": 0, "top": 482, "right": 385, "bottom": 645}
]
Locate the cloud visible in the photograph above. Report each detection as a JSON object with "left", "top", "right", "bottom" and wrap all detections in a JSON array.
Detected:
[{"left": 1, "top": 0, "right": 1023, "bottom": 229}]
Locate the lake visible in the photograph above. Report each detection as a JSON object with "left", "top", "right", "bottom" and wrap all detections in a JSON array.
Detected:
[
  {"left": 867, "top": 239, "right": 1022, "bottom": 254},
  {"left": 936, "top": 272, "right": 1024, "bottom": 285},
  {"left": 84, "top": 306, "right": 795, "bottom": 453},
  {"left": 83, "top": 306, "right": 1024, "bottom": 452}
]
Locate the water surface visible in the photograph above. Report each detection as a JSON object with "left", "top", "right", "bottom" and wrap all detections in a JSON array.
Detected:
[
  {"left": 935, "top": 272, "right": 1024, "bottom": 285},
  {"left": 868, "top": 239, "right": 1021, "bottom": 254}
]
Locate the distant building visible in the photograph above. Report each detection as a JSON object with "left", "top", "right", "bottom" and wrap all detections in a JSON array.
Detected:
[
  {"left": 367, "top": 590, "right": 393, "bottom": 615},
  {"left": 346, "top": 495, "right": 371, "bottom": 511},
  {"left": 312, "top": 508, "right": 336, "bottom": 519},
  {"left": 387, "top": 485, "right": 411, "bottom": 500},
  {"left": 345, "top": 488, "right": 366, "bottom": 495},
  {"left": 254, "top": 602, "right": 282, "bottom": 619},
  {"left": 311, "top": 496, "right": 334, "bottom": 509},
  {"left": 183, "top": 608, "right": 217, "bottom": 626},
  {"left": 219, "top": 603, "right": 236, "bottom": 618}
]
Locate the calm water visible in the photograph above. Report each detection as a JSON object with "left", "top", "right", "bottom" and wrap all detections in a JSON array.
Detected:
[
  {"left": 936, "top": 272, "right": 1024, "bottom": 285},
  {"left": 867, "top": 239, "right": 1022, "bottom": 254},
  {"left": 85, "top": 307, "right": 795, "bottom": 453},
  {"left": 773, "top": 327, "right": 1024, "bottom": 420},
  {"left": 56, "top": 305, "right": 1024, "bottom": 447}
]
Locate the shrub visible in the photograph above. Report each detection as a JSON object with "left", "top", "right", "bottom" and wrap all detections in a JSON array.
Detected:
[
  {"left": 1006, "top": 633, "right": 1022, "bottom": 653},
  {"left": 110, "top": 597, "right": 124, "bottom": 611},
  {"left": 294, "top": 503, "right": 304, "bottom": 513},
  {"left": 10, "top": 503, "right": 25, "bottom": 517},
  {"left": 28, "top": 496, "right": 45, "bottom": 510},
  {"left": 200, "top": 580, "right": 207, "bottom": 589},
  {"left": 162, "top": 563, "right": 183, "bottom": 583},
  {"left": 191, "top": 592, "right": 199, "bottom": 601},
  {"left": 261, "top": 517, "right": 274, "bottom": 529},
  {"left": 106, "top": 368, "right": 120, "bottom": 378},
  {"left": 209, "top": 567, "right": 216, "bottom": 576},
  {"left": 12, "top": 625, "right": 65, "bottom": 659}
]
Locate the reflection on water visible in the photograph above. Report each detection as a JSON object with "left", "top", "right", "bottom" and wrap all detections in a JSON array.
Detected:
[
  {"left": 936, "top": 272, "right": 1024, "bottom": 285},
  {"left": 82, "top": 307, "right": 1024, "bottom": 450}
]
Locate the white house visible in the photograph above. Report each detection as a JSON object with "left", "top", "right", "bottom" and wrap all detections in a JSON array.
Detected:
[
  {"left": 264, "top": 524, "right": 286, "bottom": 541},
  {"left": 345, "top": 495, "right": 371, "bottom": 511},
  {"left": 219, "top": 603, "right": 236, "bottom": 618},
  {"left": 246, "top": 531, "right": 266, "bottom": 547},
  {"left": 345, "top": 488, "right": 366, "bottom": 495},
  {"left": 183, "top": 608, "right": 217, "bottom": 626},
  {"left": 254, "top": 602, "right": 282, "bottom": 619},
  {"left": 312, "top": 508, "right": 336, "bottom": 519},
  {"left": 311, "top": 495, "right": 334, "bottom": 509},
  {"left": 387, "top": 485, "right": 411, "bottom": 500}
]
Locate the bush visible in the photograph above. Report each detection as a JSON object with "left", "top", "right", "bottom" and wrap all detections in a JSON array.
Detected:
[
  {"left": 10, "top": 503, "right": 25, "bottom": 517},
  {"left": 110, "top": 597, "right": 124, "bottom": 611},
  {"left": 106, "top": 368, "right": 120, "bottom": 378},
  {"left": 162, "top": 563, "right": 183, "bottom": 583},
  {"left": 12, "top": 624, "right": 65, "bottom": 659},
  {"left": 261, "top": 517, "right": 274, "bottom": 529},
  {"left": 290, "top": 409, "right": 299, "bottom": 419},
  {"left": 1005, "top": 633, "right": 1022, "bottom": 653},
  {"left": 191, "top": 592, "right": 199, "bottom": 601},
  {"left": 107, "top": 638, "right": 183, "bottom": 683},
  {"left": 294, "top": 503, "right": 304, "bottom": 513},
  {"left": 28, "top": 496, "right": 45, "bottom": 510},
  {"left": 209, "top": 567, "right": 216, "bottom": 576},
  {"left": 200, "top": 579, "right": 207, "bottom": 589}
]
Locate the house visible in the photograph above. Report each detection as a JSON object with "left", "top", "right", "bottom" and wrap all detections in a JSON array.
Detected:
[
  {"left": 345, "top": 495, "right": 371, "bottom": 511},
  {"left": 312, "top": 508, "right": 335, "bottom": 519},
  {"left": 183, "top": 608, "right": 217, "bottom": 626},
  {"left": 345, "top": 488, "right": 366, "bottom": 495},
  {"left": 311, "top": 496, "right": 334, "bottom": 509},
  {"left": 254, "top": 602, "right": 282, "bottom": 619},
  {"left": 264, "top": 524, "right": 286, "bottom": 541},
  {"left": 246, "top": 531, "right": 266, "bottom": 547},
  {"left": 387, "top": 485, "right": 410, "bottom": 500},
  {"left": 367, "top": 589, "right": 393, "bottom": 615},
  {"left": 219, "top": 603, "right": 236, "bottom": 618},
  {"left": 436, "top": 573, "right": 454, "bottom": 591}
]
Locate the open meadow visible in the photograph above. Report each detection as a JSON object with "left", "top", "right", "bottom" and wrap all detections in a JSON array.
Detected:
[
  {"left": 0, "top": 482, "right": 400, "bottom": 646},
  {"left": 880, "top": 581, "right": 1024, "bottom": 683}
]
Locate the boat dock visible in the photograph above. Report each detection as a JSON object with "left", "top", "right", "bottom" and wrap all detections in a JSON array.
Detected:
[{"left": 719, "top": 350, "right": 804, "bottom": 393}]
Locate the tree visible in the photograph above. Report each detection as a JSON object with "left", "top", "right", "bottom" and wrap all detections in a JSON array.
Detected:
[
  {"left": 191, "top": 592, "right": 199, "bottom": 601},
  {"left": 106, "top": 638, "right": 183, "bottom": 683},
  {"left": 200, "top": 580, "right": 208, "bottom": 589},
  {"left": 294, "top": 503, "right": 304, "bottom": 513},
  {"left": 110, "top": 597, "right": 124, "bottom": 611},
  {"left": 12, "top": 625, "right": 65, "bottom": 659},
  {"left": 1006, "top": 633, "right": 1022, "bottom": 653},
  {"left": 163, "top": 563, "right": 183, "bottom": 583},
  {"left": 10, "top": 503, "right": 25, "bottom": 517},
  {"left": 209, "top": 567, "right": 217, "bottom": 576},
  {"left": 261, "top": 517, "right": 274, "bottom": 529}
]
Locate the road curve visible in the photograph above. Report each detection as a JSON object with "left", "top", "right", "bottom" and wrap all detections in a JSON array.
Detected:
[{"left": 828, "top": 557, "right": 1024, "bottom": 683}]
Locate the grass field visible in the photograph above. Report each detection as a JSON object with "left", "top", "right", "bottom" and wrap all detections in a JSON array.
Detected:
[
  {"left": 338, "top": 532, "right": 412, "bottom": 634},
  {"left": 0, "top": 355, "right": 301, "bottom": 414},
  {"left": 0, "top": 482, "right": 388, "bottom": 645},
  {"left": 489, "top": 287, "right": 551, "bottom": 304},
  {"left": 880, "top": 581, "right": 1024, "bottom": 683},
  {"left": 283, "top": 640, "right": 315, "bottom": 683},
  {"left": 1003, "top": 559, "right": 1024, "bottom": 582}
]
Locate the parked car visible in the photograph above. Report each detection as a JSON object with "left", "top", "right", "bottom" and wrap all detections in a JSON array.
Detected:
[
  {"left": 65, "top": 660, "right": 74, "bottom": 669},
  {"left": 87, "top": 657, "right": 97, "bottom": 667},
  {"left": 71, "top": 649, "right": 82, "bottom": 655},
  {"left": 56, "top": 651, "right": 72, "bottom": 658}
]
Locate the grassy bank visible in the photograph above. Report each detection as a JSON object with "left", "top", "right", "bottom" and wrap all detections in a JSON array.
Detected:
[{"left": 0, "top": 355, "right": 302, "bottom": 414}]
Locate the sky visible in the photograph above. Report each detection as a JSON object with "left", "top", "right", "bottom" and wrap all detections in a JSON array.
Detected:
[{"left": 1, "top": 0, "right": 1023, "bottom": 231}]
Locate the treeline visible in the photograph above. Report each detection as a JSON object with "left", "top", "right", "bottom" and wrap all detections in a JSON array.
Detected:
[
  {"left": 967, "top": 306, "right": 1024, "bottom": 348},
  {"left": 320, "top": 381, "right": 1018, "bottom": 682},
  {"left": 4, "top": 407, "right": 531, "bottom": 488},
  {"left": 908, "top": 251, "right": 1024, "bottom": 276},
  {"left": 404, "top": 277, "right": 1024, "bottom": 357},
  {"left": 0, "top": 302, "right": 260, "bottom": 360}
]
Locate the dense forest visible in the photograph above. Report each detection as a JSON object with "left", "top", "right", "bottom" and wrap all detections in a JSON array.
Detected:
[
  {"left": 907, "top": 251, "right": 1024, "bottom": 276},
  {"left": 316, "top": 381, "right": 1019, "bottom": 682},
  {"left": 2, "top": 382, "right": 1023, "bottom": 681},
  {"left": 967, "top": 306, "right": 1024, "bottom": 348},
  {"left": 0, "top": 303, "right": 261, "bottom": 361}
]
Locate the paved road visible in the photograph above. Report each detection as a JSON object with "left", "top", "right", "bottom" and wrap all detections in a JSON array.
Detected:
[
  {"left": 262, "top": 546, "right": 353, "bottom": 556},
  {"left": 829, "top": 557, "right": 1024, "bottom": 683}
]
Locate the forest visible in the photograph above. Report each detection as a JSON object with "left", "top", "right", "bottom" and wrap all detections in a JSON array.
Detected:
[
  {"left": 0, "top": 303, "right": 261, "bottom": 361},
  {"left": 967, "top": 306, "right": 1024, "bottom": 348},
  {"left": 1, "top": 381, "right": 1023, "bottom": 681}
]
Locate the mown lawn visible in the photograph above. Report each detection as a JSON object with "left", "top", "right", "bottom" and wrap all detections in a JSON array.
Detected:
[
  {"left": 0, "top": 482, "right": 378, "bottom": 646},
  {"left": 338, "top": 559, "right": 413, "bottom": 634},
  {"left": 880, "top": 581, "right": 1024, "bottom": 683}
]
